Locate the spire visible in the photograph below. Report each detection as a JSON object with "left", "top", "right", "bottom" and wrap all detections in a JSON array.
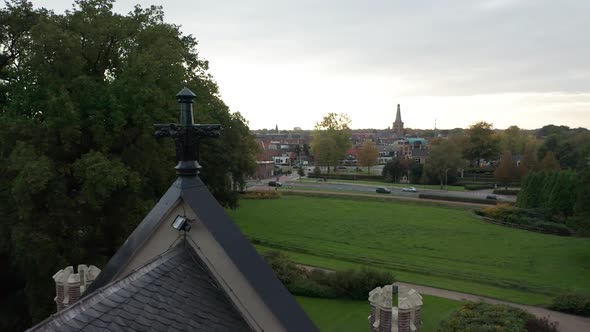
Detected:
[
  {"left": 154, "top": 87, "right": 222, "bottom": 176},
  {"left": 392, "top": 104, "right": 404, "bottom": 136}
]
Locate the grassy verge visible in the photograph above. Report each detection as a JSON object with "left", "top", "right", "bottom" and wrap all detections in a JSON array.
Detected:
[
  {"left": 296, "top": 295, "right": 464, "bottom": 332},
  {"left": 230, "top": 196, "right": 590, "bottom": 306}
]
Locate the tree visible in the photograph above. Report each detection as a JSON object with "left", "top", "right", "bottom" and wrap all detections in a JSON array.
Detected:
[
  {"left": 0, "top": 1, "right": 257, "bottom": 328},
  {"left": 494, "top": 150, "right": 518, "bottom": 189},
  {"left": 519, "top": 141, "right": 539, "bottom": 178},
  {"left": 357, "top": 140, "right": 379, "bottom": 173},
  {"left": 424, "top": 140, "right": 463, "bottom": 189},
  {"left": 382, "top": 158, "right": 409, "bottom": 183},
  {"left": 540, "top": 151, "right": 561, "bottom": 171},
  {"left": 463, "top": 121, "right": 500, "bottom": 167},
  {"left": 311, "top": 113, "right": 351, "bottom": 174},
  {"left": 500, "top": 125, "right": 528, "bottom": 155}
]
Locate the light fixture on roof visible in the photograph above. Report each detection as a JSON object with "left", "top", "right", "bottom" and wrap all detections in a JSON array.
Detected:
[{"left": 171, "top": 215, "right": 192, "bottom": 232}]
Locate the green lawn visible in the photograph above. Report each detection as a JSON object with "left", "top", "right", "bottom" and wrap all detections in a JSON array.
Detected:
[
  {"left": 229, "top": 196, "right": 590, "bottom": 305},
  {"left": 296, "top": 295, "right": 464, "bottom": 332}
]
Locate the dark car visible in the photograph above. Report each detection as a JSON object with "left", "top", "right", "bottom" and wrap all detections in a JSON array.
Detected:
[
  {"left": 486, "top": 195, "right": 497, "bottom": 200},
  {"left": 268, "top": 181, "right": 282, "bottom": 187},
  {"left": 376, "top": 187, "right": 391, "bottom": 194}
]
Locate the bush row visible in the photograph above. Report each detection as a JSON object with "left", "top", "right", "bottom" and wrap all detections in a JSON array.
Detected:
[
  {"left": 262, "top": 251, "right": 394, "bottom": 300},
  {"left": 438, "top": 302, "right": 557, "bottom": 332},
  {"left": 240, "top": 190, "right": 281, "bottom": 199},
  {"left": 550, "top": 293, "right": 590, "bottom": 317},
  {"left": 477, "top": 206, "right": 572, "bottom": 235},
  {"left": 419, "top": 193, "right": 497, "bottom": 205},
  {"left": 307, "top": 173, "right": 384, "bottom": 181},
  {"left": 493, "top": 189, "right": 520, "bottom": 195},
  {"left": 464, "top": 183, "right": 495, "bottom": 190}
]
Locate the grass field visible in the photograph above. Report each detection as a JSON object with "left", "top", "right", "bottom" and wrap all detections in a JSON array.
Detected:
[
  {"left": 296, "top": 295, "right": 464, "bottom": 332},
  {"left": 229, "top": 196, "right": 590, "bottom": 305}
]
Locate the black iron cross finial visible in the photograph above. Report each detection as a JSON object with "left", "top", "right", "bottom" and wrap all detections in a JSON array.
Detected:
[{"left": 154, "top": 87, "right": 222, "bottom": 176}]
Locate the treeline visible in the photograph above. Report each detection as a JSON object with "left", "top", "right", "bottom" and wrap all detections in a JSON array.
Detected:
[{"left": 518, "top": 170, "right": 590, "bottom": 235}]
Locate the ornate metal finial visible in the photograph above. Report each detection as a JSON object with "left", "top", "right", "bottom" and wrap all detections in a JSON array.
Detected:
[{"left": 154, "top": 87, "right": 222, "bottom": 176}]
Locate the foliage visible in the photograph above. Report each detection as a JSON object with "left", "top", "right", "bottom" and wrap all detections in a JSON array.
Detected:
[
  {"left": 494, "top": 150, "right": 519, "bottom": 189},
  {"left": 540, "top": 151, "right": 561, "bottom": 171},
  {"left": 493, "top": 189, "right": 520, "bottom": 195},
  {"left": 357, "top": 140, "right": 379, "bottom": 173},
  {"left": 550, "top": 293, "right": 590, "bottom": 317},
  {"left": 263, "top": 251, "right": 394, "bottom": 300},
  {"left": 410, "top": 162, "right": 424, "bottom": 184},
  {"left": 524, "top": 317, "right": 559, "bottom": 332},
  {"left": 424, "top": 140, "right": 463, "bottom": 189},
  {"left": 519, "top": 142, "right": 539, "bottom": 178},
  {"left": 463, "top": 121, "right": 501, "bottom": 167},
  {"left": 297, "top": 166, "right": 305, "bottom": 177},
  {"left": 419, "top": 194, "right": 496, "bottom": 205},
  {"left": 537, "top": 125, "right": 590, "bottom": 169},
  {"left": 240, "top": 190, "right": 281, "bottom": 199},
  {"left": 500, "top": 126, "right": 529, "bottom": 155},
  {"left": 518, "top": 171, "right": 578, "bottom": 218},
  {"left": 307, "top": 173, "right": 383, "bottom": 181},
  {"left": 0, "top": 1, "right": 257, "bottom": 327},
  {"left": 230, "top": 196, "right": 590, "bottom": 305},
  {"left": 382, "top": 158, "right": 409, "bottom": 182},
  {"left": 311, "top": 113, "right": 351, "bottom": 174},
  {"left": 437, "top": 302, "right": 533, "bottom": 332},
  {"left": 479, "top": 205, "right": 572, "bottom": 235},
  {"left": 262, "top": 251, "right": 307, "bottom": 285}
]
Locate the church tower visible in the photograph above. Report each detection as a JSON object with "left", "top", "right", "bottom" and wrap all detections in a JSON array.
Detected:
[{"left": 392, "top": 104, "right": 404, "bottom": 136}]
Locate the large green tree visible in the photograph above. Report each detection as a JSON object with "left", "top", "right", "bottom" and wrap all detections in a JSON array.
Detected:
[
  {"left": 463, "top": 121, "right": 501, "bottom": 167},
  {"left": 424, "top": 140, "right": 463, "bottom": 189},
  {"left": 0, "top": 1, "right": 257, "bottom": 329},
  {"left": 311, "top": 113, "right": 351, "bottom": 174},
  {"left": 494, "top": 150, "right": 519, "bottom": 189}
]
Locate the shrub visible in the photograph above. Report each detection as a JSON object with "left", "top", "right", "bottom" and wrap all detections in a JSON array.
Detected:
[
  {"left": 524, "top": 317, "right": 559, "bottom": 332},
  {"left": 262, "top": 251, "right": 306, "bottom": 285},
  {"left": 288, "top": 279, "right": 338, "bottom": 299},
  {"left": 437, "top": 302, "right": 533, "bottom": 332},
  {"left": 327, "top": 267, "right": 395, "bottom": 300},
  {"left": 419, "top": 194, "right": 497, "bottom": 205},
  {"left": 566, "top": 215, "right": 590, "bottom": 236},
  {"left": 240, "top": 190, "right": 281, "bottom": 199},
  {"left": 550, "top": 293, "right": 590, "bottom": 317},
  {"left": 464, "top": 183, "right": 494, "bottom": 190},
  {"left": 493, "top": 189, "right": 520, "bottom": 195}
]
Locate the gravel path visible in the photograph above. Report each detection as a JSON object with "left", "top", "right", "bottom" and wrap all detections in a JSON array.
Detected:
[{"left": 297, "top": 264, "right": 590, "bottom": 332}]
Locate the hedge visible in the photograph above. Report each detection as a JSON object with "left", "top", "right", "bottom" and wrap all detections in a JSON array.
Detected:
[
  {"left": 419, "top": 193, "right": 497, "bottom": 205},
  {"left": 240, "top": 190, "right": 281, "bottom": 199},
  {"left": 493, "top": 189, "right": 520, "bottom": 195},
  {"left": 464, "top": 183, "right": 495, "bottom": 190},
  {"left": 550, "top": 293, "right": 590, "bottom": 317},
  {"left": 307, "top": 173, "right": 384, "bottom": 181}
]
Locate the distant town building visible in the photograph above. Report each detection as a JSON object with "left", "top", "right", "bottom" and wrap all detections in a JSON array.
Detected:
[{"left": 392, "top": 104, "right": 404, "bottom": 136}]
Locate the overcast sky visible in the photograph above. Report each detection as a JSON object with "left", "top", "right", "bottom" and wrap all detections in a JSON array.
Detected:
[{"left": 39, "top": 0, "right": 590, "bottom": 130}]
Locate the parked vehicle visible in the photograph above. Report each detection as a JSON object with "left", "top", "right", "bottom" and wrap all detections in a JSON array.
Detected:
[
  {"left": 376, "top": 187, "right": 391, "bottom": 194},
  {"left": 402, "top": 187, "right": 418, "bottom": 192},
  {"left": 268, "top": 181, "right": 282, "bottom": 187}
]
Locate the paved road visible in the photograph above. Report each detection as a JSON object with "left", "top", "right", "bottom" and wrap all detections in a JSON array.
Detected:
[
  {"left": 259, "top": 179, "right": 516, "bottom": 203},
  {"left": 297, "top": 264, "right": 590, "bottom": 332}
]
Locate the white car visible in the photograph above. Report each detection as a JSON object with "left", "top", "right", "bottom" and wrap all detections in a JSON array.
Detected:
[{"left": 402, "top": 187, "right": 418, "bottom": 192}]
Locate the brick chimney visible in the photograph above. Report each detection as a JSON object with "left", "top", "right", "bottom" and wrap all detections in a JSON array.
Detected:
[{"left": 53, "top": 264, "right": 101, "bottom": 312}]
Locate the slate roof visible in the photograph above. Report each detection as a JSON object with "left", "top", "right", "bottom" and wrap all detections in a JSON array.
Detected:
[
  {"left": 74, "top": 175, "right": 318, "bottom": 332},
  {"left": 28, "top": 242, "right": 251, "bottom": 332}
]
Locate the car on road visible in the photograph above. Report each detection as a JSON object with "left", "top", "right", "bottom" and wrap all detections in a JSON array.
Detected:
[
  {"left": 402, "top": 187, "right": 418, "bottom": 192},
  {"left": 268, "top": 181, "right": 282, "bottom": 187},
  {"left": 486, "top": 195, "right": 498, "bottom": 200},
  {"left": 376, "top": 187, "right": 391, "bottom": 194}
]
